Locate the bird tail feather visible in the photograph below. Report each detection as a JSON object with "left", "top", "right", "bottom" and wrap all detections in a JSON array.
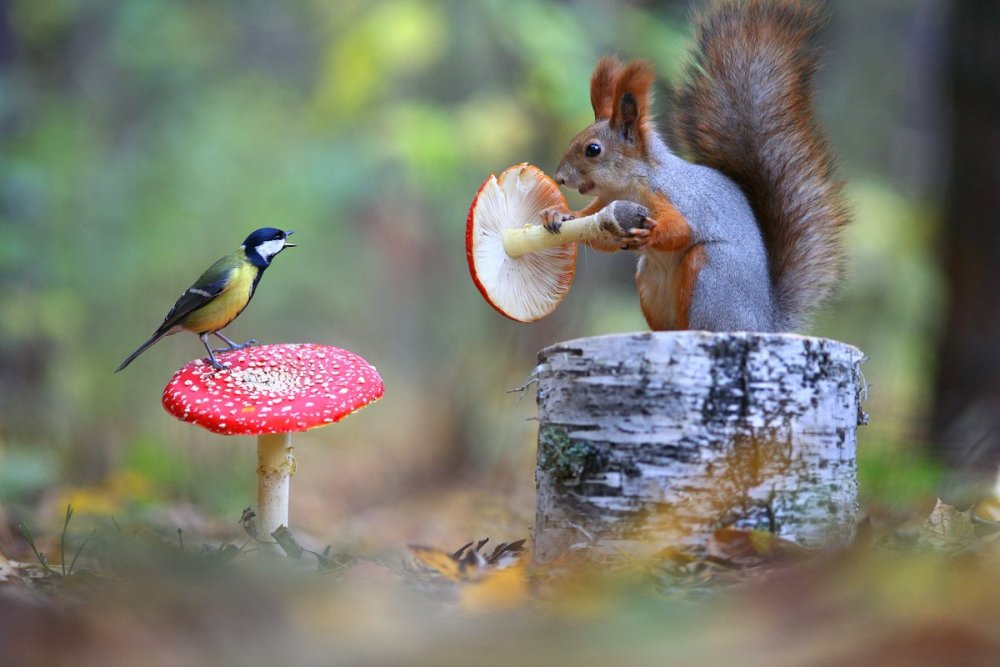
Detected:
[{"left": 115, "top": 331, "right": 169, "bottom": 372}]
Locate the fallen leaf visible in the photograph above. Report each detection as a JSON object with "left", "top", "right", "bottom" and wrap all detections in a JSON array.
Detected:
[
  {"left": 409, "top": 544, "right": 466, "bottom": 582},
  {"left": 272, "top": 526, "right": 304, "bottom": 559},
  {"left": 409, "top": 538, "right": 527, "bottom": 583},
  {"left": 918, "top": 499, "right": 976, "bottom": 551},
  {"left": 707, "top": 528, "right": 810, "bottom": 566},
  {"left": 240, "top": 507, "right": 258, "bottom": 540},
  {"left": 460, "top": 562, "right": 530, "bottom": 611}
]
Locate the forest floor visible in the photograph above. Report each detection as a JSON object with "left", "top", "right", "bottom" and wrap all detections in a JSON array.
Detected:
[{"left": 3, "top": 488, "right": 1000, "bottom": 667}]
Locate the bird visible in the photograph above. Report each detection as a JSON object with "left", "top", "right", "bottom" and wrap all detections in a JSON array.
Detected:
[{"left": 116, "top": 227, "right": 296, "bottom": 372}]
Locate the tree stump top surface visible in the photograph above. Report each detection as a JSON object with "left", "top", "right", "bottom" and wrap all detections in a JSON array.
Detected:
[{"left": 539, "top": 331, "right": 864, "bottom": 363}]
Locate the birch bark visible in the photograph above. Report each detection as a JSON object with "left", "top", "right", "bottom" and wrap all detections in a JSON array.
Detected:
[{"left": 533, "top": 332, "right": 867, "bottom": 563}]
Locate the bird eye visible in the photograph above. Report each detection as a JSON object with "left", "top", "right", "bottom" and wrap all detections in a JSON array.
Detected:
[{"left": 585, "top": 143, "right": 602, "bottom": 158}]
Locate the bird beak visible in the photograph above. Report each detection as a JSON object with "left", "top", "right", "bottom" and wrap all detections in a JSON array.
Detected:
[{"left": 283, "top": 230, "right": 296, "bottom": 248}]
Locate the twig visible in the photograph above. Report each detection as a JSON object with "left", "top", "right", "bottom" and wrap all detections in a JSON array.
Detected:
[
  {"left": 68, "top": 529, "right": 96, "bottom": 576},
  {"left": 60, "top": 505, "right": 74, "bottom": 577},
  {"left": 17, "top": 522, "right": 57, "bottom": 577},
  {"left": 507, "top": 365, "right": 546, "bottom": 398},
  {"left": 567, "top": 521, "right": 596, "bottom": 542}
]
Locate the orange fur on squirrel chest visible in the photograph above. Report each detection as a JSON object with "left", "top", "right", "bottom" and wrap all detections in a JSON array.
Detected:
[{"left": 635, "top": 192, "right": 703, "bottom": 330}]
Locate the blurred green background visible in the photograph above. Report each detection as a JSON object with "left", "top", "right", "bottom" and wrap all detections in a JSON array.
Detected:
[{"left": 0, "top": 0, "right": 953, "bottom": 548}]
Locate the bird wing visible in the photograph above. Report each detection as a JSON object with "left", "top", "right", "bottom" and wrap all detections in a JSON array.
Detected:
[{"left": 154, "top": 258, "right": 234, "bottom": 335}]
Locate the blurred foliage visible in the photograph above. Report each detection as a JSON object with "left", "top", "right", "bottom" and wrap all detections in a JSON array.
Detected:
[
  {"left": 0, "top": 0, "right": 968, "bottom": 663},
  {"left": 0, "top": 0, "right": 949, "bottom": 569},
  {"left": 0, "top": 0, "right": 699, "bottom": 535}
]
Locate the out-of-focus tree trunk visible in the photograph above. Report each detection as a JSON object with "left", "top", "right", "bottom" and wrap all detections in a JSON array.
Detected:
[{"left": 931, "top": 1, "right": 1000, "bottom": 506}]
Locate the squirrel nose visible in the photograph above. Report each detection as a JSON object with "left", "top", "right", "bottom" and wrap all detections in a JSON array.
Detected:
[{"left": 553, "top": 163, "right": 571, "bottom": 187}]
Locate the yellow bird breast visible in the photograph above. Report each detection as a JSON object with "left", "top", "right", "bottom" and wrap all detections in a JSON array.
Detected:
[{"left": 181, "top": 263, "right": 257, "bottom": 334}]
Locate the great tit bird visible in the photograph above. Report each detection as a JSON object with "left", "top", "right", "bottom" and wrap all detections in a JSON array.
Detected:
[{"left": 116, "top": 227, "right": 296, "bottom": 372}]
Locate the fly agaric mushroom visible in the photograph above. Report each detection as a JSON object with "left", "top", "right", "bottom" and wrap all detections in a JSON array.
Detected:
[
  {"left": 161, "top": 343, "right": 383, "bottom": 550},
  {"left": 465, "top": 163, "right": 649, "bottom": 322}
]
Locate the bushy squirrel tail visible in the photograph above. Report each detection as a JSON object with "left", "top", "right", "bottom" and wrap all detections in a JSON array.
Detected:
[{"left": 672, "top": 0, "right": 849, "bottom": 330}]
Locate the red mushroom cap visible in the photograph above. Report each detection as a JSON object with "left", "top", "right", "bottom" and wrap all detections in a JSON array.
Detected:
[
  {"left": 162, "top": 343, "right": 383, "bottom": 435},
  {"left": 466, "top": 163, "right": 576, "bottom": 322}
]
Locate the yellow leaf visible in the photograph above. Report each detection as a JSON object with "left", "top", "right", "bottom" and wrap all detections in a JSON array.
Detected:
[
  {"left": 459, "top": 563, "right": 529, "bottom": 612},
  {"left": 58, "top": 470, "right": 155, "bottom": 515},
  {"left": 408, "top": 545, "right": 464, "bottom": 582}
]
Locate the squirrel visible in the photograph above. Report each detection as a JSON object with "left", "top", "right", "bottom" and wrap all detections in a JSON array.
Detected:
[{"left": 542, "top": 0, "right": 849, "bottom": 332}]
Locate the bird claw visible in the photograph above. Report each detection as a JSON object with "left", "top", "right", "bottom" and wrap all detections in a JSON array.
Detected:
[
  {"left": 206, "top": 358, "right": 230, "bottom": 372},
  {"left": 211, "top": 338, "right": 259, "bottom": 354}
]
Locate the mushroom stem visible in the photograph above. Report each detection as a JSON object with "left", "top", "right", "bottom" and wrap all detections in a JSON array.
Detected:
[
  {"left": 257, "top": 432, "right": 296, "bottom": 551},
  {"left": 502, "top": 205, "right": 628, "bottom": 258}
]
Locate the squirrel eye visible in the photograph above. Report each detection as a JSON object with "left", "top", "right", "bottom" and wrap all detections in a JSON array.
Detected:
[{"left": 584, "top": 143, "right": 602, "bottom": 158}]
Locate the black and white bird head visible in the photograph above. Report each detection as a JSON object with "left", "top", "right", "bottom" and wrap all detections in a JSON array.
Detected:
[{"left": 242, "top": 228, "right": 296, "bottom": 267}]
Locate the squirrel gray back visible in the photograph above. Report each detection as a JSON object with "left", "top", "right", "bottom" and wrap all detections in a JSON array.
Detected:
[{"left": 672, "top": 0, "right": 849, "bottom": 330}]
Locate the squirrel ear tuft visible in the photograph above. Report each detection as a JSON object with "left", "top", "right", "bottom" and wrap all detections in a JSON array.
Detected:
[
  {"left": 590, "top": 56, "right": 622, "bottom": 120},
  {"left": 619, "top": 92, "right": 640, "bottom": 142},
  {"left": 611, "top": 60, "right": 655, "bottom": 147}
]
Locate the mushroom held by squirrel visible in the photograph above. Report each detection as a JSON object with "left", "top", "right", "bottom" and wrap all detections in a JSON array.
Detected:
[
  {"left": 162, "top": 344, "right": 383, "bottom": 551},
  {"left": 468, "top": 1, "right": 848, "bottom": 331},
  {"left": 466, "top": 163, "right": 650, "bottom": 322}
]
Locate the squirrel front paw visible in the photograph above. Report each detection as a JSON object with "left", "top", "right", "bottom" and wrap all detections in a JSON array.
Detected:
[
  {"left": 620, "top": 224, "right": 653, "bottom": 250},
  {"left": 602, "top": 200, "right": 652, "bottom": 249},
  {"left": 541, "top": 207, "right": 576, "bottom": 234}
]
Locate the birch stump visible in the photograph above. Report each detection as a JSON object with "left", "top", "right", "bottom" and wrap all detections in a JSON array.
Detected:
[{"left": 533, "top": 332, "right": 867, "bottom": 563}]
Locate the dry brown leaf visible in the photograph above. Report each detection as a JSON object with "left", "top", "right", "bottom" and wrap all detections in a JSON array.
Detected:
[
  {"left": 409, "top": 538, "right": 527, "bottom": 583},
  {"left": 919, "top": 499, "right": 976, "bottom": 551},
  {"left": 407, "top": 539, "right": 531, "bottom": 609},
  {"left": 408, "top": 545, "right": 467, "bottom": 582},
  {"left": 707, "top": 528, "right": 811, "bottom": 566},
  {"left": 459, "top": 562, "right": 530, "bottom": 611}
]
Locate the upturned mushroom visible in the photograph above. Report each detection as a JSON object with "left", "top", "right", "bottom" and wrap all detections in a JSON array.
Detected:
[
  {"left": 161, "top": 343, "right": 383, "bottom": 551},
  {"left": 465, "top": 163, "right": 649, "bottom": 322}
]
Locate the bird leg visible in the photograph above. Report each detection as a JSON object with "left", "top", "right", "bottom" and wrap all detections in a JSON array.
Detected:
[
  {"left": 212, "top": 331, "right": 259, "bottom": 354},
  {"left": 200, "top": 333, "right": 228, "bottom": 370}
]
